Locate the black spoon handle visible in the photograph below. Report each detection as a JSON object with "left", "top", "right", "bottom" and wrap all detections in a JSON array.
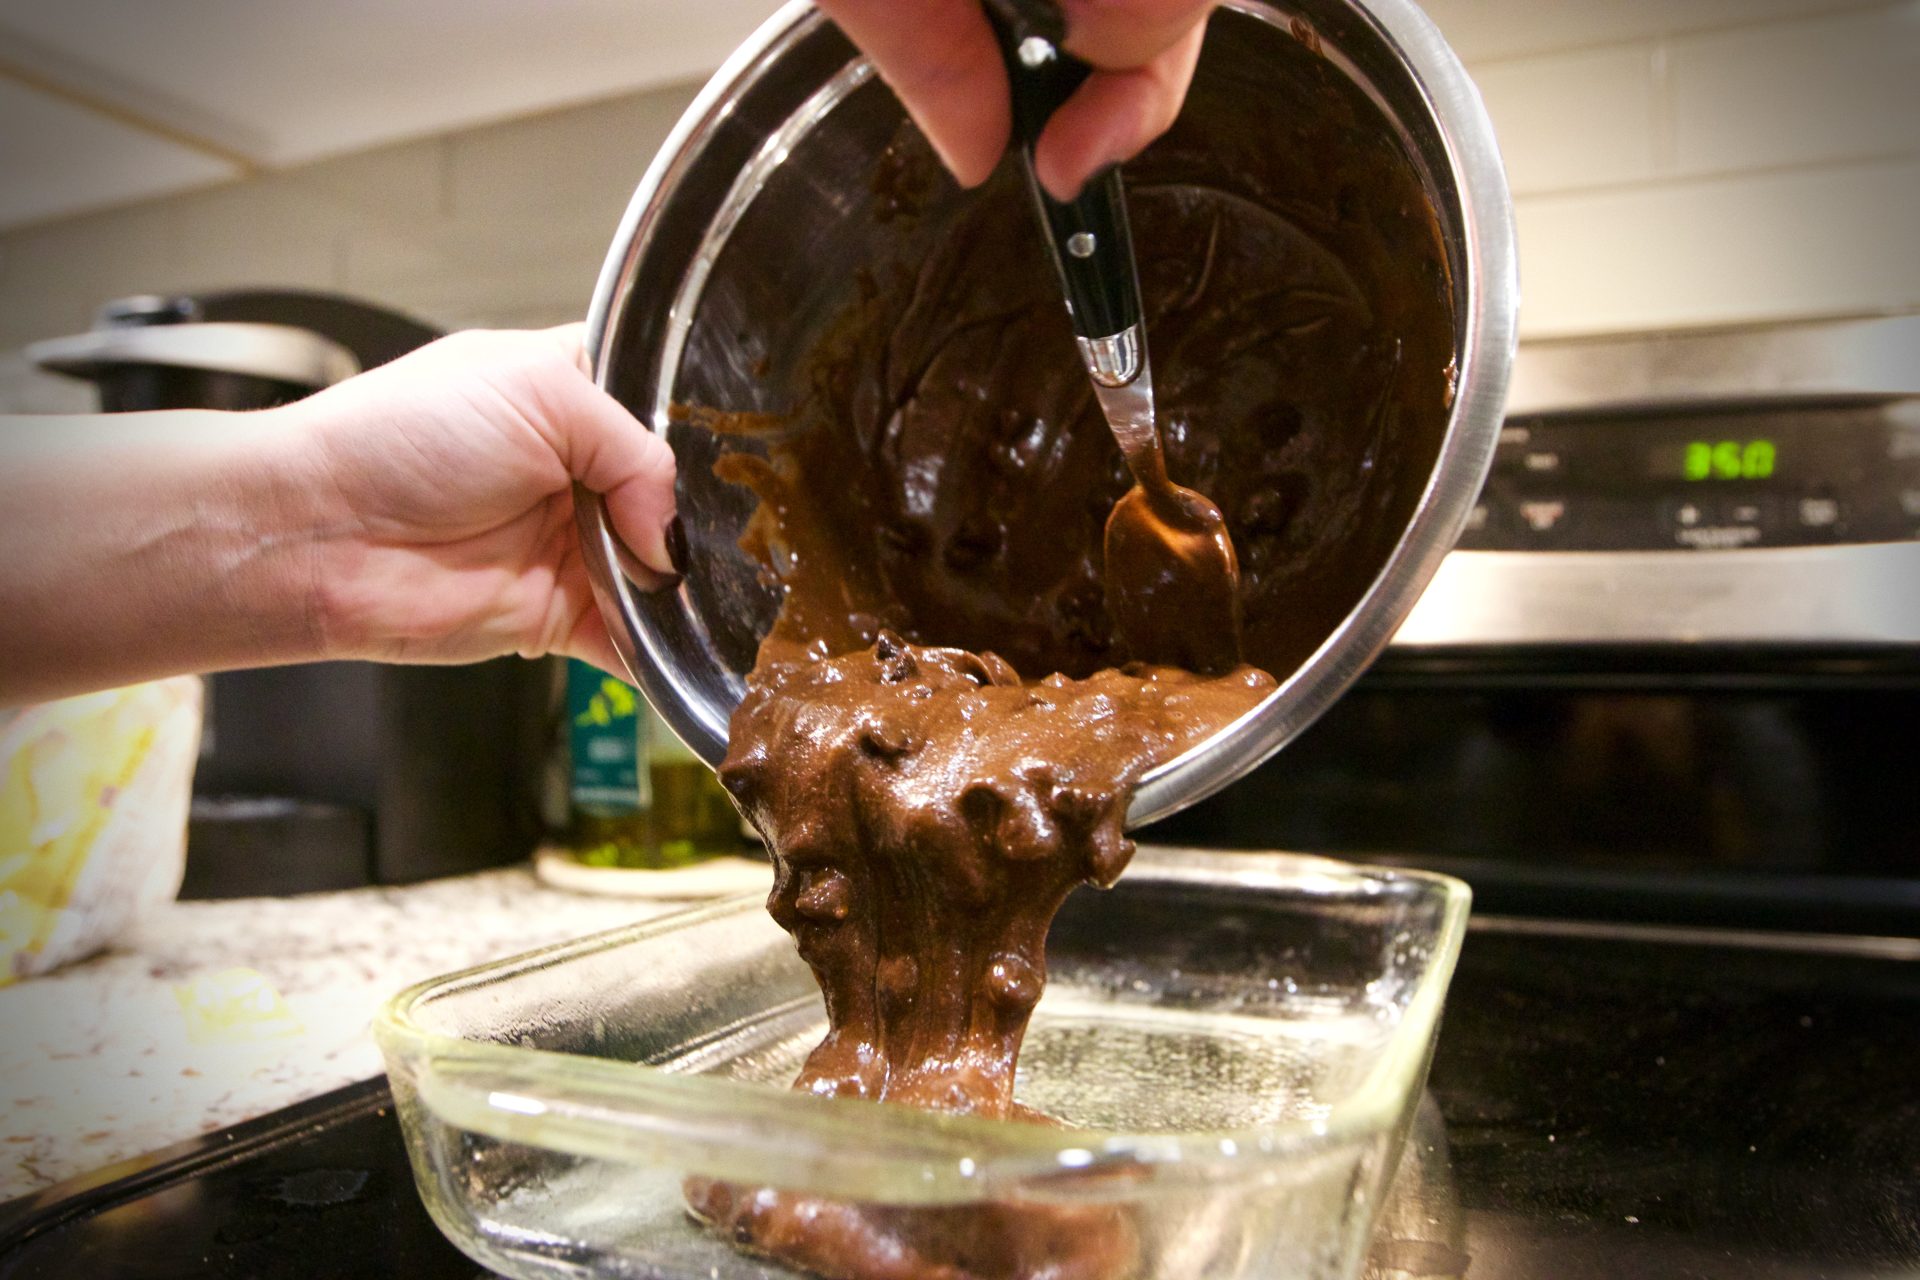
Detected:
[{"left": 984, "top": 1, "right": 1144, "bottom": 344}]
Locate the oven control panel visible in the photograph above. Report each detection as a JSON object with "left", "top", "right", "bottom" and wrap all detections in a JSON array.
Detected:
[{"left": 1457, "top": 402, "right": 1920, "bottom": 551}]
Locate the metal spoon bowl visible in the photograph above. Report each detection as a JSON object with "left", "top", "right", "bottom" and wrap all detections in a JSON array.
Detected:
[
  {"left": 1104, "top": 472, "right": 1244, "bottom": 675},
  {"left": 1078, "top": 347, "right": 1246, "bottom": 672}
]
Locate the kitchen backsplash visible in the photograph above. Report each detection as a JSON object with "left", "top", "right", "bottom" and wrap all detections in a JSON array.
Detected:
[
  {"left": 1, "top": 0, "right": 1913, "bottom": 413},
  {"left": 1435, "top": 0, "right": 1918, "bottom": 338},
  {"left": 0, "top": 82, "right": 699, "bottom": 413}
]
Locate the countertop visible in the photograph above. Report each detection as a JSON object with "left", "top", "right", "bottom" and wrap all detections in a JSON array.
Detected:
[
  {"left": 8, "top": 900, "right": 1919, "bottom": 1278},
  {"left": 0, "top": 866, "right": 725, "bottom": 1201}
]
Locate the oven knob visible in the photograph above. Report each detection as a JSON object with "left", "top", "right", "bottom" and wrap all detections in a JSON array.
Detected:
[
  {"left": 1665, "top": 497, "right": 1713, "bottom": 530},
  {"left": 1797, "top": 496, "right": 1841, "bottom": 528},
  {"left": 1454, "top": 498, "right": 1503, "bottom": 549},
  {"left": 1518, "top": 498, "right": 1568, "bottom": 535},
  {"left": 1492, "top": 423, "right": 1531, "bottom": 474}
]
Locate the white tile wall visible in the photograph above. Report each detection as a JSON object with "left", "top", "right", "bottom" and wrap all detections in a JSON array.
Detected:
[
  {"left": 445, "top": 93, "right": 688, "bottom": 222},
  {"left": 1515, "top": 159, "right": 1920, "bottom": 335},
  {"left": 1421, "top": 0, "right": 1886, "bottom": 62},
  {"left": 0, "top": 205, "right": 181, "bottom": 349},
  {"left": 341, "top": 219, "right": 615, "bottom": 332},
  {"left": 0, "top": 79, "right": 239, "bottom": 231},
  {"left": 339, "top": 91, "right": 698, "bottom": 332},
  {"left": 1471, "top": 46, "right": 1659, "bottom": 195},
  {"left": 1667, "top": 4, "right": 1920, "bottom": 175},
  {"left": 0, "top": 82, "right": 698, "bottom": 410},
  {"left": 1, "top": 0, "right": 1916, "bottom": 414},
  {"left": 1456, "top": 0, "right": 1919, "bottom": 337},
  {"left": 164, "top": 186, "right": 347, "bottom": 297}
]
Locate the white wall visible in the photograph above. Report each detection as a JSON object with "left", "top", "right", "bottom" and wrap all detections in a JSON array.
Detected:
[
  {"left": 1431, "top": 0, "right": 1920, "bottom": 337},
  {"left": 2, "top": 0, "right": 1915, "bottom": 411},
  {"left": 0, "top": 84, "right": 699, "bottom": 411}
]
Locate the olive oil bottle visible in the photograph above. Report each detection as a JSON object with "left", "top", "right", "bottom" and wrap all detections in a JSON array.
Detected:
[
  {"left": 563, "top": 660, "right": 746, "bottom": 869},
  {"left": 646, "top": 709, "right": 749, "bottom": 865},
  {"left": 564, "top": 660, "right": 652, "bottom": 867}
]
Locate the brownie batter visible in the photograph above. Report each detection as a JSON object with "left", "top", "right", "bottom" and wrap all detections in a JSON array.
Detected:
[
  {"left": 686, "top": 639, "right": 1269, "bottom": 1277},
  {"left": 678, "top": 14, "right": 1455, "bottom": 1278}
]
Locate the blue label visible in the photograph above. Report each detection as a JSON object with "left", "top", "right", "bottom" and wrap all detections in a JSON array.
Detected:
[{"left": 566, "top": 660, "right": 640, "bottom": 812}]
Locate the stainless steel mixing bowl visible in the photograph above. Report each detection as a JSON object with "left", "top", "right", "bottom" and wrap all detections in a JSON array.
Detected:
[{"left": 578, "top": 0, "right": 1516, "bottom": 826}]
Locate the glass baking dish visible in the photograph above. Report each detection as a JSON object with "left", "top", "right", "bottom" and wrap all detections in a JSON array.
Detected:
[{"left": 375, "top": 847, "right": 1469, "bottom": 1280}]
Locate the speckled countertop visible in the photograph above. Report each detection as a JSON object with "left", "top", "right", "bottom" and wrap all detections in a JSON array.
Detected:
[{"left": 0, "top": 866, "right": 745, "bottom": 1202}]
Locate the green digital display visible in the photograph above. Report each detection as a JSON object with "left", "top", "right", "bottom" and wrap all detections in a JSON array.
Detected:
[{"left": 1682, "top": 438, "right": 1776, "bottom": 482}]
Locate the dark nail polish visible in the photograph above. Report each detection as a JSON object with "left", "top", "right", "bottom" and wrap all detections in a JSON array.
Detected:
[{"left": 666, "top": 515, "right": 689, "bottom": 575}]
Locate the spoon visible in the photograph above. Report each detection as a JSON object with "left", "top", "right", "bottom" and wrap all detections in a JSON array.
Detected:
[
  {"left": 985, "top": 0, "right": 1245, "bottom": 673},
  {"left": 1098, "top": 403, "right": 1245, "bottom": 675}
]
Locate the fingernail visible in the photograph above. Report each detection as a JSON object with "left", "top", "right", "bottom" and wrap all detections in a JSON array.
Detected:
[
  {"left": 1040, "top": 168, "right": 1087, "bottom": 202},
  {"left": 1037, "top": 130, "right": 1122, "bottom": 202},
  {"left": 924, "top": 129, "right": 998, "bottom": 190},
  {"left": 666, "top": 515, "right": 689, "bottom": 575}
]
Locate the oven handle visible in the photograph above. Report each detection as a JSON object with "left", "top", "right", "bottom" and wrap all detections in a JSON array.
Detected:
[{"left": 1391, "top": 541, "right": 1920, "bottom": 647}]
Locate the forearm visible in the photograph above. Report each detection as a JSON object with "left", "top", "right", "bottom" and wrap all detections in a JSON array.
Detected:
[{"left": 0, "top": 408, "right": 330, "bottom": 705}]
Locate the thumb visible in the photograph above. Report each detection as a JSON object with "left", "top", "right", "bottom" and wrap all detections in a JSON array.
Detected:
[
  {"left": 818, "top": 0, "right": 1010, "bottom": 186},
  {"left": 1033, "top": 21, "right": 1204, "bottom": 200},
  {"left": 539, "top": 323, "right": 679, "bottom": 578}
]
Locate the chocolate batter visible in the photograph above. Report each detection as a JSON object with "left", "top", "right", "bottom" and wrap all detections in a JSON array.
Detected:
[
  {"left": 686, "top": 639, "right": 1269, "bottom": 1277},
  {"left": 679, "top": 14, "right": 1455, "bottom": 1278}
]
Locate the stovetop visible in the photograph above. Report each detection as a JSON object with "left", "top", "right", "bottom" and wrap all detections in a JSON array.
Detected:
[
  {"left": 1424, "top": 920, "right": 1920, "bottom": 1278},
  {"left": 4, "top": 917, "right": 1917, "bottom": 1279}
]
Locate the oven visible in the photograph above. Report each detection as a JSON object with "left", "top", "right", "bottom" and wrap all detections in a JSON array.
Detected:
[
  {"left": 1157, "top": 314, "right": 1920, "bottom": 1276},
  {"left": 1162, "top": 315, "right": 1920, "bottom": 931}
]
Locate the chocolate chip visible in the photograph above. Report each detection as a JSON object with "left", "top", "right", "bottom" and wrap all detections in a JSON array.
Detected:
[
  {"left": 1047, "top": 785, "right": 1102, "bottom": 831},
  {"left": 795, "top": 870, "right": 852, "bottom": 921},
  {"left": 872, "top": 630, "right": 918, "bottom": 682},
  {"left": 958, "top": 782, "right": 1004, "bottom": 831},
  {"left": 986, "top": 954, "right": 1041, "bottom": 1009},
  {"left": 859, "top": 722, "right": 917, "bottom": 760}
]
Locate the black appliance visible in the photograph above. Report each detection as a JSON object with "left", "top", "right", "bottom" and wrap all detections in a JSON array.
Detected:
[
  {"left": 4, "top": 317, "right": 1917, "bottom": 1277},
  {"left": 1162, "top": 314, "right": 1920, "bottom": 934},
  {"left": 28, "top": 290, "right": 555, "bottom": 897}
]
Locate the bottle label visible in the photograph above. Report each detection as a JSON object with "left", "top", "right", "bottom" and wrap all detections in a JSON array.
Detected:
[{"left": 567, "top": 662, "right": 640, "bottom": 812}]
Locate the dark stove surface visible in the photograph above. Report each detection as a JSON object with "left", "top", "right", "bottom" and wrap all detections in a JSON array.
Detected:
[
  {"left": 4, "top": 918, "right": 1916, "bottom": 1279},
  {"left": 1413, "top": 920, "right": 1920, "bottom": 1279}
]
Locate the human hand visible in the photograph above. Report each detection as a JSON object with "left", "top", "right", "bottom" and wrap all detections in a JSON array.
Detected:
[
  {"left": 820, "top": 0, "right": 1213, "bottom": 200},
  {"left": 287, "top": 323, "right": 676, "bottom": 675}
]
